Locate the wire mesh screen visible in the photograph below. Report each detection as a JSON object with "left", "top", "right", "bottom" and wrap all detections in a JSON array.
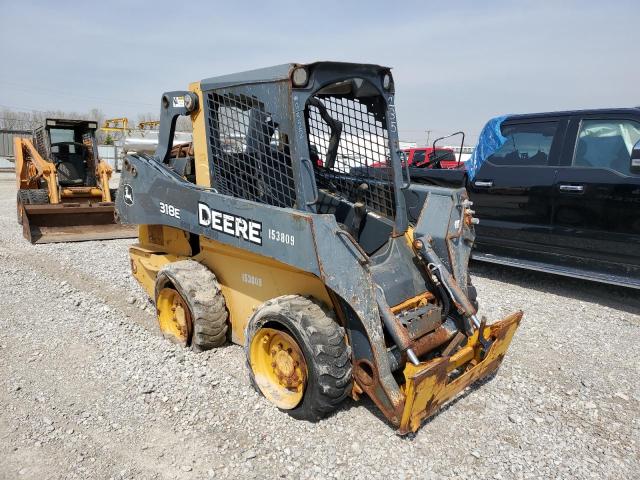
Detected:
[
  {"left": 34, "top": 128, "right": 47, "bottom": 158},
  {"left": 307, "top": 96, "right": 395, "bottom": 218},
  {"left": 81, "top": 132, "right": 94, "bottom": 156},
  {"left": 206, "top": 92, "right": 296, "bottom": 209}
]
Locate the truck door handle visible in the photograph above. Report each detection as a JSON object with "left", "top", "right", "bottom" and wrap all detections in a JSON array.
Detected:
[
  {"left": 474, "top": 180, "right": 493, "bottom": 188},
  {"left": 559, "top": 184, "right": 584, "bottom": 193}
]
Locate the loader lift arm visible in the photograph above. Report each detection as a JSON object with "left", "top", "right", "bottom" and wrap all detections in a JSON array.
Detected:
[{"left": 14, "top": 137, "right": 60, "bottom": 203}]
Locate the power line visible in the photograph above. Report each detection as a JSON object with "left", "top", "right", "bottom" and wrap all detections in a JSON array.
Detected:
[
  {"left": 0, "top": 103, "right": 50, "bottom": 113},
  {"left": 0, "top": 81, "right": 156, "bottom": 108}
]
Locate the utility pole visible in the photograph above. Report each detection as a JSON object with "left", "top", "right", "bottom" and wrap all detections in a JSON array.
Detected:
[{"left": 425, "top": 129, "right": 432, "bottom": 146}]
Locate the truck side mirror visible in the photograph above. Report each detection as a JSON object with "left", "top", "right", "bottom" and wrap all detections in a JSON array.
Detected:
[{"left": 632, "top": 139, "right": 640, "bottom": 173}]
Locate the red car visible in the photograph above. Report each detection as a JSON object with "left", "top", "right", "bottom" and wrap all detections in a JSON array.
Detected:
[{"left": 403, "top": 147, "right": 461, "bottom": 169}]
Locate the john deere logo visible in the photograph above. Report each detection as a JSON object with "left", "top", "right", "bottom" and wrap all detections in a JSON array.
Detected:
[{"left": 123, "top": 184, "right": 134, "bottom": 206}]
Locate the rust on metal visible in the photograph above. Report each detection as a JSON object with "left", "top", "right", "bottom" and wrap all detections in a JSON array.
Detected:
[
  {"left": 170, "top": 142, "right": 195, "bottom": 158},
  {"left": 398, "top": 310, "right": 523, "bottom": 434},
  {"left": 441, "top": 331, "right": 466, "bottom": 357},
  {"left": 353, "top": 359, "right": 404, "bottom": 424},
  {"left": 390, "top": 291, "right": 435, "bottom": 314},
  {"left": 411, "top": 325, "right": 455, "bottom": 358}
]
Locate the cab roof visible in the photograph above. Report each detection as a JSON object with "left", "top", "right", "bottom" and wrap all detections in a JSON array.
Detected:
[
  {"left": 44, "top": 118, "right": 97, "bottom": 129},
  {"left": 200, "top": 61, "right": 391, "bottom": 91}
]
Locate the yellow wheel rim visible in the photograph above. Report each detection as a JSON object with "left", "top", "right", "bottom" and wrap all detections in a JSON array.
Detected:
[
  {"left": 156, "top": 287, "right": 192, "bottom": 346},
  {"left": 249, "top": 328, "right": 308, "bottom": 410}
]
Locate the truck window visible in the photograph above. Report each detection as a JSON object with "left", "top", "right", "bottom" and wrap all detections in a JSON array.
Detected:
[
  {"left": 573, "top": 119, "right": 640, "bottom": 175},
  {"left": 488, "top": 122, "right": 558, "bottom": 166},
  {"left": 412, "top": 150, "right": 426, "bottom": 164}
]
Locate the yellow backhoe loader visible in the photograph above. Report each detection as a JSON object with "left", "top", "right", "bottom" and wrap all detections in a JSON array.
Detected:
[{"left": 15, "top": 118, "right": 137, "bottom": 243}]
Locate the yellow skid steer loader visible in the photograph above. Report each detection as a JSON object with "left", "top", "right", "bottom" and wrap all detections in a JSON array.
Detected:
[
  {"left": 15, "top": 118, "right": 137, "bottom": 243},
  {"left": 116, "top": 62, "right": 522, "bottom": 433}
]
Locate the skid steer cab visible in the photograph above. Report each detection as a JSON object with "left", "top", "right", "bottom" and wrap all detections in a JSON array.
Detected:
[
  {"left": 116, "top": 62, "right": 522, "bottom": 433},
  {"left": 14, "top": 118, "right": 137, "bottom": 243}
]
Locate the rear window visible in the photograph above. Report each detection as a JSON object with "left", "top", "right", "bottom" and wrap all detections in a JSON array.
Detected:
[
  {"left": 489, "top": 122, "right": 558, "bottom": 166},
  {"left": 412, "top": 150, "right": 426, "bottom": 164}
]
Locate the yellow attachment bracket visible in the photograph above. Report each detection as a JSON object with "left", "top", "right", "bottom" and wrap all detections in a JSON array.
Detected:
[
  {"left": 96, "top": 160, "right": 113, "bottom": 202},
  {"left": 399, "top": 310, "right": 523, "bottom": 434}
]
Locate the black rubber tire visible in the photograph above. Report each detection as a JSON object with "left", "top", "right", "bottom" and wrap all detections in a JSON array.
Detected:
[
  {"left": 109, "top": 188, "right": 118, "bottom": 202},
  {"left": 245, "top": 295, "right": 352, "bottom": 421},
  {"left": 27, "top": 189, "right": 50, "bottom": 205},
  {"left": 17, "top": 190, "right": 29, "bottom": 224},
  {"left": 155, "top": 260, "right": 228, "bottom": 351},
  {"left": 17, "top": 189, "right": 49, "bottom": 225}
]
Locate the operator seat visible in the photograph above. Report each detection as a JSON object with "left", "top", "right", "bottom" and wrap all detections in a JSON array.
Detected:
[{"left": 53, "top": 143, "right": 86, "bottom": 186}]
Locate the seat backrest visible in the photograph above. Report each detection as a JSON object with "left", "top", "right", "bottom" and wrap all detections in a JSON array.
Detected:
[
  {"left": 578, "top": 135, "right": 628, "bottom": 172},
  {"left": 53, "top": 144, "right": 87, "bottom": 185}
]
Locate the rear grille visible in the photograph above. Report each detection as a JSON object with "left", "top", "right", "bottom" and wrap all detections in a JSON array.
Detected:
[{"left": 205, "top": 92, "right": 296, "bottom": 209}]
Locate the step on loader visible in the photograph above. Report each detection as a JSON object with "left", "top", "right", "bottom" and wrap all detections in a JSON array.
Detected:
[
  {"left": 15, "top": 118, "right": 137, "bottom": 243},
  {"left": 116, "top": 62, "right": 523, "bottom": 433}
]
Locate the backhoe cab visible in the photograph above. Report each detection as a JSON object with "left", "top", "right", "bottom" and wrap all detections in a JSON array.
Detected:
[
  {"left": 15, "top": 118, "right": 136, "bottom": 243},
  {"left": 117, "top": 62, "right": 522, "bottom": 433}
]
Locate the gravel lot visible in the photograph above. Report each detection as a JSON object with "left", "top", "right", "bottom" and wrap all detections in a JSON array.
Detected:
[{"left": 1, "top": 171, "right": 638, "bottom": 479}]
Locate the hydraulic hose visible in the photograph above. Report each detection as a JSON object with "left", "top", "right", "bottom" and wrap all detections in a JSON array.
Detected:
[{"left": 415, "top": 237, "right": 479, "bottom": 334}]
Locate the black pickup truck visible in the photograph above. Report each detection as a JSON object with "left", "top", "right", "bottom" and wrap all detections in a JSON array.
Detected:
[{"left": 405, "top": 108, "right": 640, "bottom": 289}]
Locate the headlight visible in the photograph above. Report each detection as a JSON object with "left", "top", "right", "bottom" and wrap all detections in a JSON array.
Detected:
[
  {"left": 382, "top": 72, "right": 393, "bottom": 91},
  {"left": 292, "top": 67, "right": 309, "bottom": 87}
]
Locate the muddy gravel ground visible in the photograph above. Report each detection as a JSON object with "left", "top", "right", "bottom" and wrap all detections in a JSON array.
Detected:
[{"left": 0, "top": 172, "right": 638, "bottom": 479}]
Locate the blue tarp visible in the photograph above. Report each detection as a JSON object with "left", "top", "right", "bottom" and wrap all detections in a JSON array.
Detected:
[{"left": 465, "top": 115, "right": 509, "bottom": 180}]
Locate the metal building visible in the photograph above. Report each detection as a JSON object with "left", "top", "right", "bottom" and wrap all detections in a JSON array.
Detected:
[{"left": 0, "top": 128, "right": 31, "bottom": 171}]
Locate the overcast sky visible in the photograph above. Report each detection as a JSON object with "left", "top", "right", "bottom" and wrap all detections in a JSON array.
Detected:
[{"left": 1, "top": 0, "right": 637, "bottom": 144}]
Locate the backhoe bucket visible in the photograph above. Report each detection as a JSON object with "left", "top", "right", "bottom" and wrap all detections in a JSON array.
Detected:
[
  {"left": 20, "top": 203, "right": 137, "bottom": 244},
  {"left": 399, "top": 311, "right": 523, "bottom": 434}
]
